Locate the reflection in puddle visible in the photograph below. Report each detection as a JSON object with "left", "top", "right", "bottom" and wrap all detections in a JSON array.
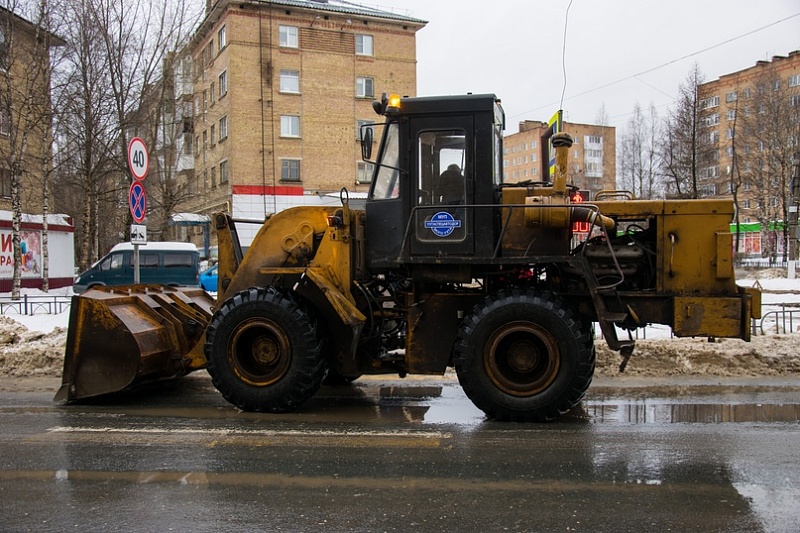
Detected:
[{"left": 586, "top": 401, "right": 800, "bottom": 424}]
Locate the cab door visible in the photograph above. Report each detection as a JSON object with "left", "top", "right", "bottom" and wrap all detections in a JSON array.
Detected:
[{"left": 410, "top": 116, "right": 474, "bottom": 256}]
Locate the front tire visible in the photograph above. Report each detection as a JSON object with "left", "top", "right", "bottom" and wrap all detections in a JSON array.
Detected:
[
  {"left": 204, "top": 288, "right": 326, "bottom": 412},
  {"left": 454, "top": 291, "right": 594, "bottom": 422}
]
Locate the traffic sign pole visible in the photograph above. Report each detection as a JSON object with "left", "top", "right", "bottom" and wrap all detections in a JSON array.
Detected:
[
  {"left": 134, "top": 244, "right": 140, "bottom": 284},
  {"left": 127, "top": 138, "right": 149, "bottom": 284}
]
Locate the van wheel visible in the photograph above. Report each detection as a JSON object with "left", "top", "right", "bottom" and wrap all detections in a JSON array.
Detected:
[
  {"left": 204, "top": 288, "right": 326, "bottom": 412},
  {"left": 454, "top": 291, "right": 594, "bottom": 422}
]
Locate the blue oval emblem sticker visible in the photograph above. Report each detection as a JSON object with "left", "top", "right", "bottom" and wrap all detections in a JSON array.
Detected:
[{"left": 424, "top": 211, "right": 462, "bottom": 237}]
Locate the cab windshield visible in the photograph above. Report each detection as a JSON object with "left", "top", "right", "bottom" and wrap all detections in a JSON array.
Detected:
[{"left": 369, "top": 122, "right": 401, "bottom": 200}]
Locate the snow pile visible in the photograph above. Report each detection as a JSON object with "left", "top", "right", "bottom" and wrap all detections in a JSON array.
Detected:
[
  {"left": 0, "top": 316, "right": 66, "bottom": 376},
  {"left": 595, "top": 336, "right": 800, "bottom": 377}
]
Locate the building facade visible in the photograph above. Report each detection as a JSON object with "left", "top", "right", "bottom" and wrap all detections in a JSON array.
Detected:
[
  {"left": 502, "top": 120, "right": 616, "bottom": 199},
  {"left": 0, "top": 8, "right": 61, "bottom": 215},
  {"left": 182, "top": 0, "right": 425, "bottom": 245},
  {"left": 697, "top": 51, "right": 800, "bottom": 257},
  {"left": 0, "top": 8, "right": 73, "bottom": 289}
]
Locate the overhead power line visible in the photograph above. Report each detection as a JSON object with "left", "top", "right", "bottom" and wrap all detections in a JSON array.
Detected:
[{"left": 510, "top": 11, "right": 800, "bottom": 119}]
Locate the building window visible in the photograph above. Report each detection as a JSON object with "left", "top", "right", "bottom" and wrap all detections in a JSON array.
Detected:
[
  {"left": 210, "top": 82, "right": 215, "bottom": 105},
  {"left": 210, "top": 124, "right": 215, "bottom": 145},
  {"left": 206, "top": 40, "right": 213, "bottom": 63},
  {"left": 218, "top": 25, "right": 227, "bottom": 50},
  {"left": 218, "top": 70, "right": 227, "bottom": 97},
  {"left": 220, "top": 160, "right": 228, "bottom": 183},
  {"left": 702, "top": 113, "right": 720, "bottom": 127},
  {"left": 281, "top": 159, "right": 300, "bottom": 181},
  {"left": 280, "top": 25, "right": 298, "bottom": 48},
  {"left": 281, "top": 115, "right": 300, "bottom": 137},
  {"left": 357, "top": 161, "right": 374, "bottom": 184},
  {"left": 0, "top": 168, "right": 9, "bottom": 197},
  {"left": 742, "top": 87, "right": 752, "bottom": 99},
  {"left": 219, "top": 115, "right": 228, "bottom": 140},
  {"left": 789, "top": 74, "right": 800, "bottom": 88},
  {"left": 356, "top": 119, "right": 374, "bottom": 140},
  {"left": 211, "top": 166, "right": 217, "bottom": 187},
  {"left": 280, "top": 70, "right": 300, "bottom": 93},
  {"left": 0, "top": 108, "right": 9, "bottom": 136},
  {"left": 773, "top": 79, "right": 781, "bottom": 91},
  {"left": 0, "top": 27, "right": 7, "bottom": 71},
  {"left": 700, "top": 95, "right": 719, "bottom": 109},
  {"left": 725, "top": 91, "right": 737, "bottom": 103},
  {"left": 726, "top": 109, "right": 736, "bottom": 121},
  {"left": 791, "top": 95, "right": 800, "bottom": 107},
  {"left": 355, "top": 34, "right": 373, "bottom": 56},
  {"left": 202, "top": 89, "right": 207, "bottom": 113},
  {"left": 356, "top": 77, "right": 374, "bottom": 98}
]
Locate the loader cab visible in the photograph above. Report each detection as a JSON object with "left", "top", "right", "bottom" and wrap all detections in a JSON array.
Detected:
[{"left": 364, "top": 94, "right": 505, "bottom": 270}]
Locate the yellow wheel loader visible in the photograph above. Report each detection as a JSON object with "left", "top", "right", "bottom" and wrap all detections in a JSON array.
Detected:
[{"left": 56, "top": 93, "right": 761, "bottom": 421}]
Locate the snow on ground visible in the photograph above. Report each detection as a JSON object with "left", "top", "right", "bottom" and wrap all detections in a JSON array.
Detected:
[{"left": 1, "top": 271, "right": 800, "bottom": 378}]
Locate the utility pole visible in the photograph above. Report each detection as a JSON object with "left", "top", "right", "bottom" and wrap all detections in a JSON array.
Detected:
[{"left": 789, "top": 152, "right": 800, "bottom": 278}]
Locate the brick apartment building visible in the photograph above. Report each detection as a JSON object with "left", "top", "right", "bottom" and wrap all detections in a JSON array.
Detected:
[
  {"left": 0, "top": 8, "right": 74, "bottom": 290},
  {"left": 697, "top": 50, "right": 800, "bottom": 256},
  {"left": 502, "top": 120, "right": 616, "bottom": 199},
  {"left": 181, "top": 0, "right": 425, "bottom": 245}
]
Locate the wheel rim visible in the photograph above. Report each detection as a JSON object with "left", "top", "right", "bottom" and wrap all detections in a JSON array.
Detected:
[
  {"left": 484, "top": 320, "right": 560, "bottom": 397},
  {"left": 228, "top": 317, "right": 292, "bottom": 386}
]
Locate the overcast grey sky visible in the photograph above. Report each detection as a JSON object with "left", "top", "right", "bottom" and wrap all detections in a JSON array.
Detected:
[{"left": 377, "top": 0, "right": 800, "bottom": 133}]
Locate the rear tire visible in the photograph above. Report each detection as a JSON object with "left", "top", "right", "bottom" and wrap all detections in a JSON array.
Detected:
[
  {"left": 204, "top": 288, "right": 326, "bottom": 412},
  {"left": 454, "top": 290, "right": 594, "bottom": 422}
]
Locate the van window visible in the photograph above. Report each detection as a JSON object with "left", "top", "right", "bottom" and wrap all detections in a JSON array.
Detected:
[
  {"left": 100, "top": 254, "right": 124, "bottom": 271},
  {"left": 164, "top": 253, "right": 194, "bottom": 268},
  {"left": 129, "top": 253, "right": 159, "bottom": 268}
]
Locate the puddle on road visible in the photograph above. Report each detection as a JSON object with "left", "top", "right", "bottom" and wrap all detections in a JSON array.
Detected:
[
  {"left": 576, "top": 401, "right": 800, "bottom": 424},
  {"left": 52, "top": 381, "right": 800, "bottom": 426}
]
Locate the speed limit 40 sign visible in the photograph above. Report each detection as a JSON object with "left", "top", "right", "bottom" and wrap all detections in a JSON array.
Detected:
[{"left": 127, "top": 137, "right": 149, "bottom": 180}]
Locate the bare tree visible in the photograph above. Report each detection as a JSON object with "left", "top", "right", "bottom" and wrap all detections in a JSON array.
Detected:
[
  {"left": 726, "top": 92, "right": 746, "bottom": 255},
  {"left": 595, "top": 102, "right": 608, "bottom": 126},
  {"left": 90, "top": 0, "right": 198, "bottom": 238},
  {"left": 738, "top": 73, "right": 800, "bottom": 261},
  {"left": 52, "top": 0, "right": 119, "bottom": 270},
  {"left": 660, "top": 64, "right": 714, "bottom": 199},
  {"left": 618, "top": 102, "right": 660, "bottom": 199},
  {"left": 0, "top": 1, "right": 63, "bottom": 297},
  {"left": 52, "top": 0, "right": 199, "bottom": 267},
  {"left": 140, "top": 49, "right": 197, "bottom": 241}
]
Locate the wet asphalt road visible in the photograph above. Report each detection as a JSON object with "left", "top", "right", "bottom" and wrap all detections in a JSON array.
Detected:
[{"left": 0, "top": 374, "right": 798, "bottom": 532}]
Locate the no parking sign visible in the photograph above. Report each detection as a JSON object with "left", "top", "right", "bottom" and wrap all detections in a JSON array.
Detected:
[{"left": 129, "top": 181, "right": 147, "bottom": 223}]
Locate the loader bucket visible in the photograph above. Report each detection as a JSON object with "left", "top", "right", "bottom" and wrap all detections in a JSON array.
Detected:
[{"left": 55, "top": 285, "right": 214, "bottom": 402}]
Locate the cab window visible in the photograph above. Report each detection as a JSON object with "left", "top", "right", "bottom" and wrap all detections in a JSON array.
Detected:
[
  {"left": 369, "top": 123, "right": 400, "bottom": 200},
  {"left": 417, "top": 130, "right": 466, "bottom": 206}
]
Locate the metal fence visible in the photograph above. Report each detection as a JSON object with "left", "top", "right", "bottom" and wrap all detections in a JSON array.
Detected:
[
  {"left": 0, "top": 294, "right": 72, "bottom": 316},
  {"left": 758, "top": 304, "right": 800, "bottom": 335},
  {"left": 0, "top": 293, "right": 796, "bottom": 338}
]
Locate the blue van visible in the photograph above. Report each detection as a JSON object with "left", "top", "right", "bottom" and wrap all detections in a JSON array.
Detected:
[{"left": 73, "top": 242, "right": 200, "bottom": 293}]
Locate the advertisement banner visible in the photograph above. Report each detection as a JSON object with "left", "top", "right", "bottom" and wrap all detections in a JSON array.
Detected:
[{"left": 0, "top": 229, "right": 42, "bottom": 278}]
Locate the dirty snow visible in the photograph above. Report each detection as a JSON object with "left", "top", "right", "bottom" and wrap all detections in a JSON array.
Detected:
[{"left": 1, "top": 272, "right": 800, "bottom": 377}]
